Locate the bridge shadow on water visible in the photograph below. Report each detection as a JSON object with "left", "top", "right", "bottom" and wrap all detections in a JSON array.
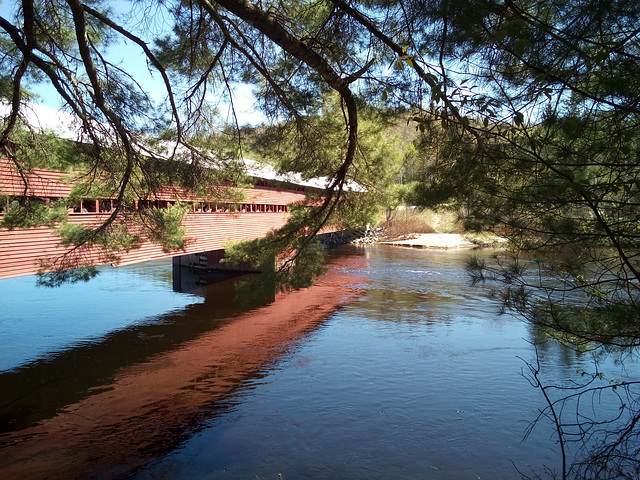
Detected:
[{"left": 0, "top": 250, "right": 366, "bottom": 479}]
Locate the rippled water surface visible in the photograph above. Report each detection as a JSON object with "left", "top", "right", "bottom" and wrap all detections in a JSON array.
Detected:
[{"left": 1, "top": 245, "right": 638, "bottom": 479}]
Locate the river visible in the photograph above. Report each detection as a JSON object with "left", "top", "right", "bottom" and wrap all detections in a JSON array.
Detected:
[{"left": 1, "top": 245, "right": 638, "bottom": 479}]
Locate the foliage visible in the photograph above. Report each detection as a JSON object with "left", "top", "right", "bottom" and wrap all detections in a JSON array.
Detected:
[
  {"left": 410, "top": 0, "right": 640, "bottom": 356},
  {"left": 225, "top": 237, "right": 327, "bottom": 305},
  {"left": 222, "top": 201, "right": 330, "bottom": 304},
  {"left": 138, "top": 203, "right": 189, "bottom": 253},
  {"left": 37, "top": 220, "right": 142, "bottom": 287},
  {"left": 36, "top": 265, "right": 99, "bottom": 287},
  {"left": 2, "top": 0, "right": 640, "bottom": 475},
  {"left": 380, "top": 207, "right": 437, "bottom": 239},
  {"left": 0, "top": 196, "right": 68, "bottom": 230},
  {"left": 1, "top": 122, "right": 91, "bottom": 171}
]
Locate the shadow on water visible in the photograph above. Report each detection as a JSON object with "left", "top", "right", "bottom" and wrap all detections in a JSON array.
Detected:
[{"left": 0, "top": 270, "right": 265, "bottom": 434}]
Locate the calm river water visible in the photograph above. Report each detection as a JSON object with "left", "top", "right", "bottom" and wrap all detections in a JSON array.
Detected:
[{"left": 1, "top": 245, "right": 638, "bottom": 479}]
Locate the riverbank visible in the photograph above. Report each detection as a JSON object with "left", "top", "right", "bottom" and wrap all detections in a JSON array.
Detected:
[
  {"left": 372, "top": 209, "right": 507, "bottom": 250},
  {"left": 380, "top": 232, "right": 506, "bottom": 249}
]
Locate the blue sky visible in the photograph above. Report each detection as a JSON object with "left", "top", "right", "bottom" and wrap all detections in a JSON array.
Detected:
[{"left": 0, "top": 0, "right": 263, "bottom": 126}]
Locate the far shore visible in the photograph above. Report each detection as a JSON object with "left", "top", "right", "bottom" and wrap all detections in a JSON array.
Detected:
[{"left": 379, "top": 232, "right": 506, "bottom": 249}]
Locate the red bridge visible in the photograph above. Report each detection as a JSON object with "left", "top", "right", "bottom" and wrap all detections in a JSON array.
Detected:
[{"left": 0, "top": 157, "right": 321, "bottom": 280}]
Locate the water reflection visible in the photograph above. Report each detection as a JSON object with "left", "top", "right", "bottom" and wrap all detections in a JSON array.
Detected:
[
  {"left": 0, "top": 260, "right": 202, "bottom": 371},
  {"left": 1, "top": 246, "right": 638, "bottom": 479},
  {"left": 0, "top": 253, "right": 365, "bottom": 479},
  {"left": 0, "top": 269, "right": 264, "bottom": 433},
  {"left": 135, "top": 247, "right": 551, "bottom": 479}
]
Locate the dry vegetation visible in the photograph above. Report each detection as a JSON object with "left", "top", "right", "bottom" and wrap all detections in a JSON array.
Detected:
[{"left": 379, "top": 208, "right": 442, "bottom": 240}]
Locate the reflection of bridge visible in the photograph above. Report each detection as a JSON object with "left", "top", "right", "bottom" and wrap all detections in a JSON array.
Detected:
[{"left": 0, "top": 157, "right": 319, "bottom": 280}]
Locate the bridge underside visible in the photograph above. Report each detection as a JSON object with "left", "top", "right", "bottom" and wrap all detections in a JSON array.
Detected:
[{"left": 171, "top": 249, "right": 264, "bottom": 292}]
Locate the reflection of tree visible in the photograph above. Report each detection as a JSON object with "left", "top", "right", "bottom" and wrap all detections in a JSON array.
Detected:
[
  {"left": 472, "top": 251, "right": 640, "bottom": 478},
  {"left": 364, "top": 287, "right": 459, "bottom": 325},
  {"left": 363, "top": 250, "right": 481, "bottom": 325},
  {"left": 521, "top": 346, "right": 640, "bottom": 480}
]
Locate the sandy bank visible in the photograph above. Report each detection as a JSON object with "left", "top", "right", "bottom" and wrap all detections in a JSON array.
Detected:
[{"left": 381, "top": 233, "right": 503, "bottom": 249}]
